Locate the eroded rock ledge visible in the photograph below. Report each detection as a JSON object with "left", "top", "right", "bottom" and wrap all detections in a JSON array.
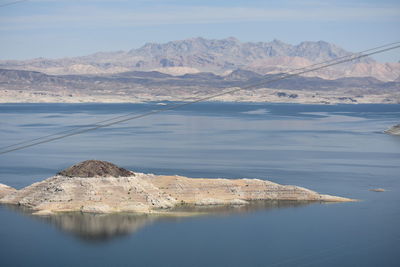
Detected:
[{"left": 0, "top": 160, "right": 355, "bottom": 215}]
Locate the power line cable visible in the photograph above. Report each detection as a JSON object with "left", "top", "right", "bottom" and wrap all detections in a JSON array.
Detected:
[
  {"left": 0, "top": 42, "right": 399, "bottom": 155},
  {"left": 245, "top": 40, "right": 400, "bottom": 77},
  {"left": 0, "top": 111, "right": 147, "bottom": 151},
  {"left": 0, "top": 0, "right": 28, "bottom": 8},
  {"left": 2, "top": 41, "right": 398, "bottom": 151},
  {"left": 1, "top": 43, "right": 399, "bottom": 154}
]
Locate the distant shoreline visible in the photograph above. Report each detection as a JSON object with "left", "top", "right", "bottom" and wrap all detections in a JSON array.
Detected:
[
  {"left": 0, "top": 101, "right": 397, "bottom": 105},
  {"left": 1, "top": 92, "right": 399, "bottom": 105}
]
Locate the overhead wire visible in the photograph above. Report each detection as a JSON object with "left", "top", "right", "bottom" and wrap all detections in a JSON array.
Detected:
[
  {"left": 0, "top": 42, "right": 399, "bottom": 155},
  {"left": 0, "top": 0, "right": 28, "bottom": 8},
  {"left": 3, "top": 42, "right": 397, "bottom": 151}
]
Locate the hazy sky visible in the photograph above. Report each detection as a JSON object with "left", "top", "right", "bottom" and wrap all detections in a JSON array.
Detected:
[{"left": 0, "top": 0, "right": 399, "bottom": 61}]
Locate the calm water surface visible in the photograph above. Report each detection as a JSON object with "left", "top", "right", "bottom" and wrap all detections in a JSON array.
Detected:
[{"left": 0, "top": 102, "right": 399, "bottom": 266}]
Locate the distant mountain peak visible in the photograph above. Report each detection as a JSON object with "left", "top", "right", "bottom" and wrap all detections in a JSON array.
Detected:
[{"left": 271, "top": 39, "right": 286, "bottom": 45}]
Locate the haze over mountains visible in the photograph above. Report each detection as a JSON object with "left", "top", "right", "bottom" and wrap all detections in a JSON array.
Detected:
[{"left": 1, "top": 37, "right": 399, "bottom": 81}]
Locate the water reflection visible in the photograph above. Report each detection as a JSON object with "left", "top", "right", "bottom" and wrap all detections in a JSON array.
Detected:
[
  {"left": 5, "top": 201, "right": 316, "bottom": 242},
  {"left": 42, "top": 212, "right": 157, "bottom": 242}
]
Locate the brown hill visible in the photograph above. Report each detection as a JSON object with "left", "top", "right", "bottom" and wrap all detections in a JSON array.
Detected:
[{"left": 57, "top": 160, "right": 134, "bottom": 178}]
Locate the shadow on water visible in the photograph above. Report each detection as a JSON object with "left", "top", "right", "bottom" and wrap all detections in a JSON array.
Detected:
[{"left": 4, "top": 200, "right": 318, "bottom": 243}]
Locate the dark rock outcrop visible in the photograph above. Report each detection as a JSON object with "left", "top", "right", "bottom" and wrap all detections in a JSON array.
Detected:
[{"left": 57, "top": 160, "right": 134, "bottom": 178}]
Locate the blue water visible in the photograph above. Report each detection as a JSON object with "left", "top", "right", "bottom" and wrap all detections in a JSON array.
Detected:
[{"left": 0, "top": 102, "right": 399, "bottom": 266}]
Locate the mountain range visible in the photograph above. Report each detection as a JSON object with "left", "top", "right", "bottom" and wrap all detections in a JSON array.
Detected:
[{"left": 1, "top": 37, "right": 399, "bottom": 81}]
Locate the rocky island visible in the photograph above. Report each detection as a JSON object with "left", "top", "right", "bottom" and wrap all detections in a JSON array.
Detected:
[
  {"left": 384, "top": 124, "right": 400, "bottom": 136},
  {"left": 0, "top": 160, "right": 354, "bottom": 215}
]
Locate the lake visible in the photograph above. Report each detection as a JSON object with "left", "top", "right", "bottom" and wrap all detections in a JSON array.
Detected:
[{"left": 0, "top": 102, "right": 399, "bottom": 266}]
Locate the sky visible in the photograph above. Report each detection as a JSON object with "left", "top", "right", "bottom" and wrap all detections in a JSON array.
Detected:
[{"left": 0, "top": 0, "right": 399, "bottom": 61}]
